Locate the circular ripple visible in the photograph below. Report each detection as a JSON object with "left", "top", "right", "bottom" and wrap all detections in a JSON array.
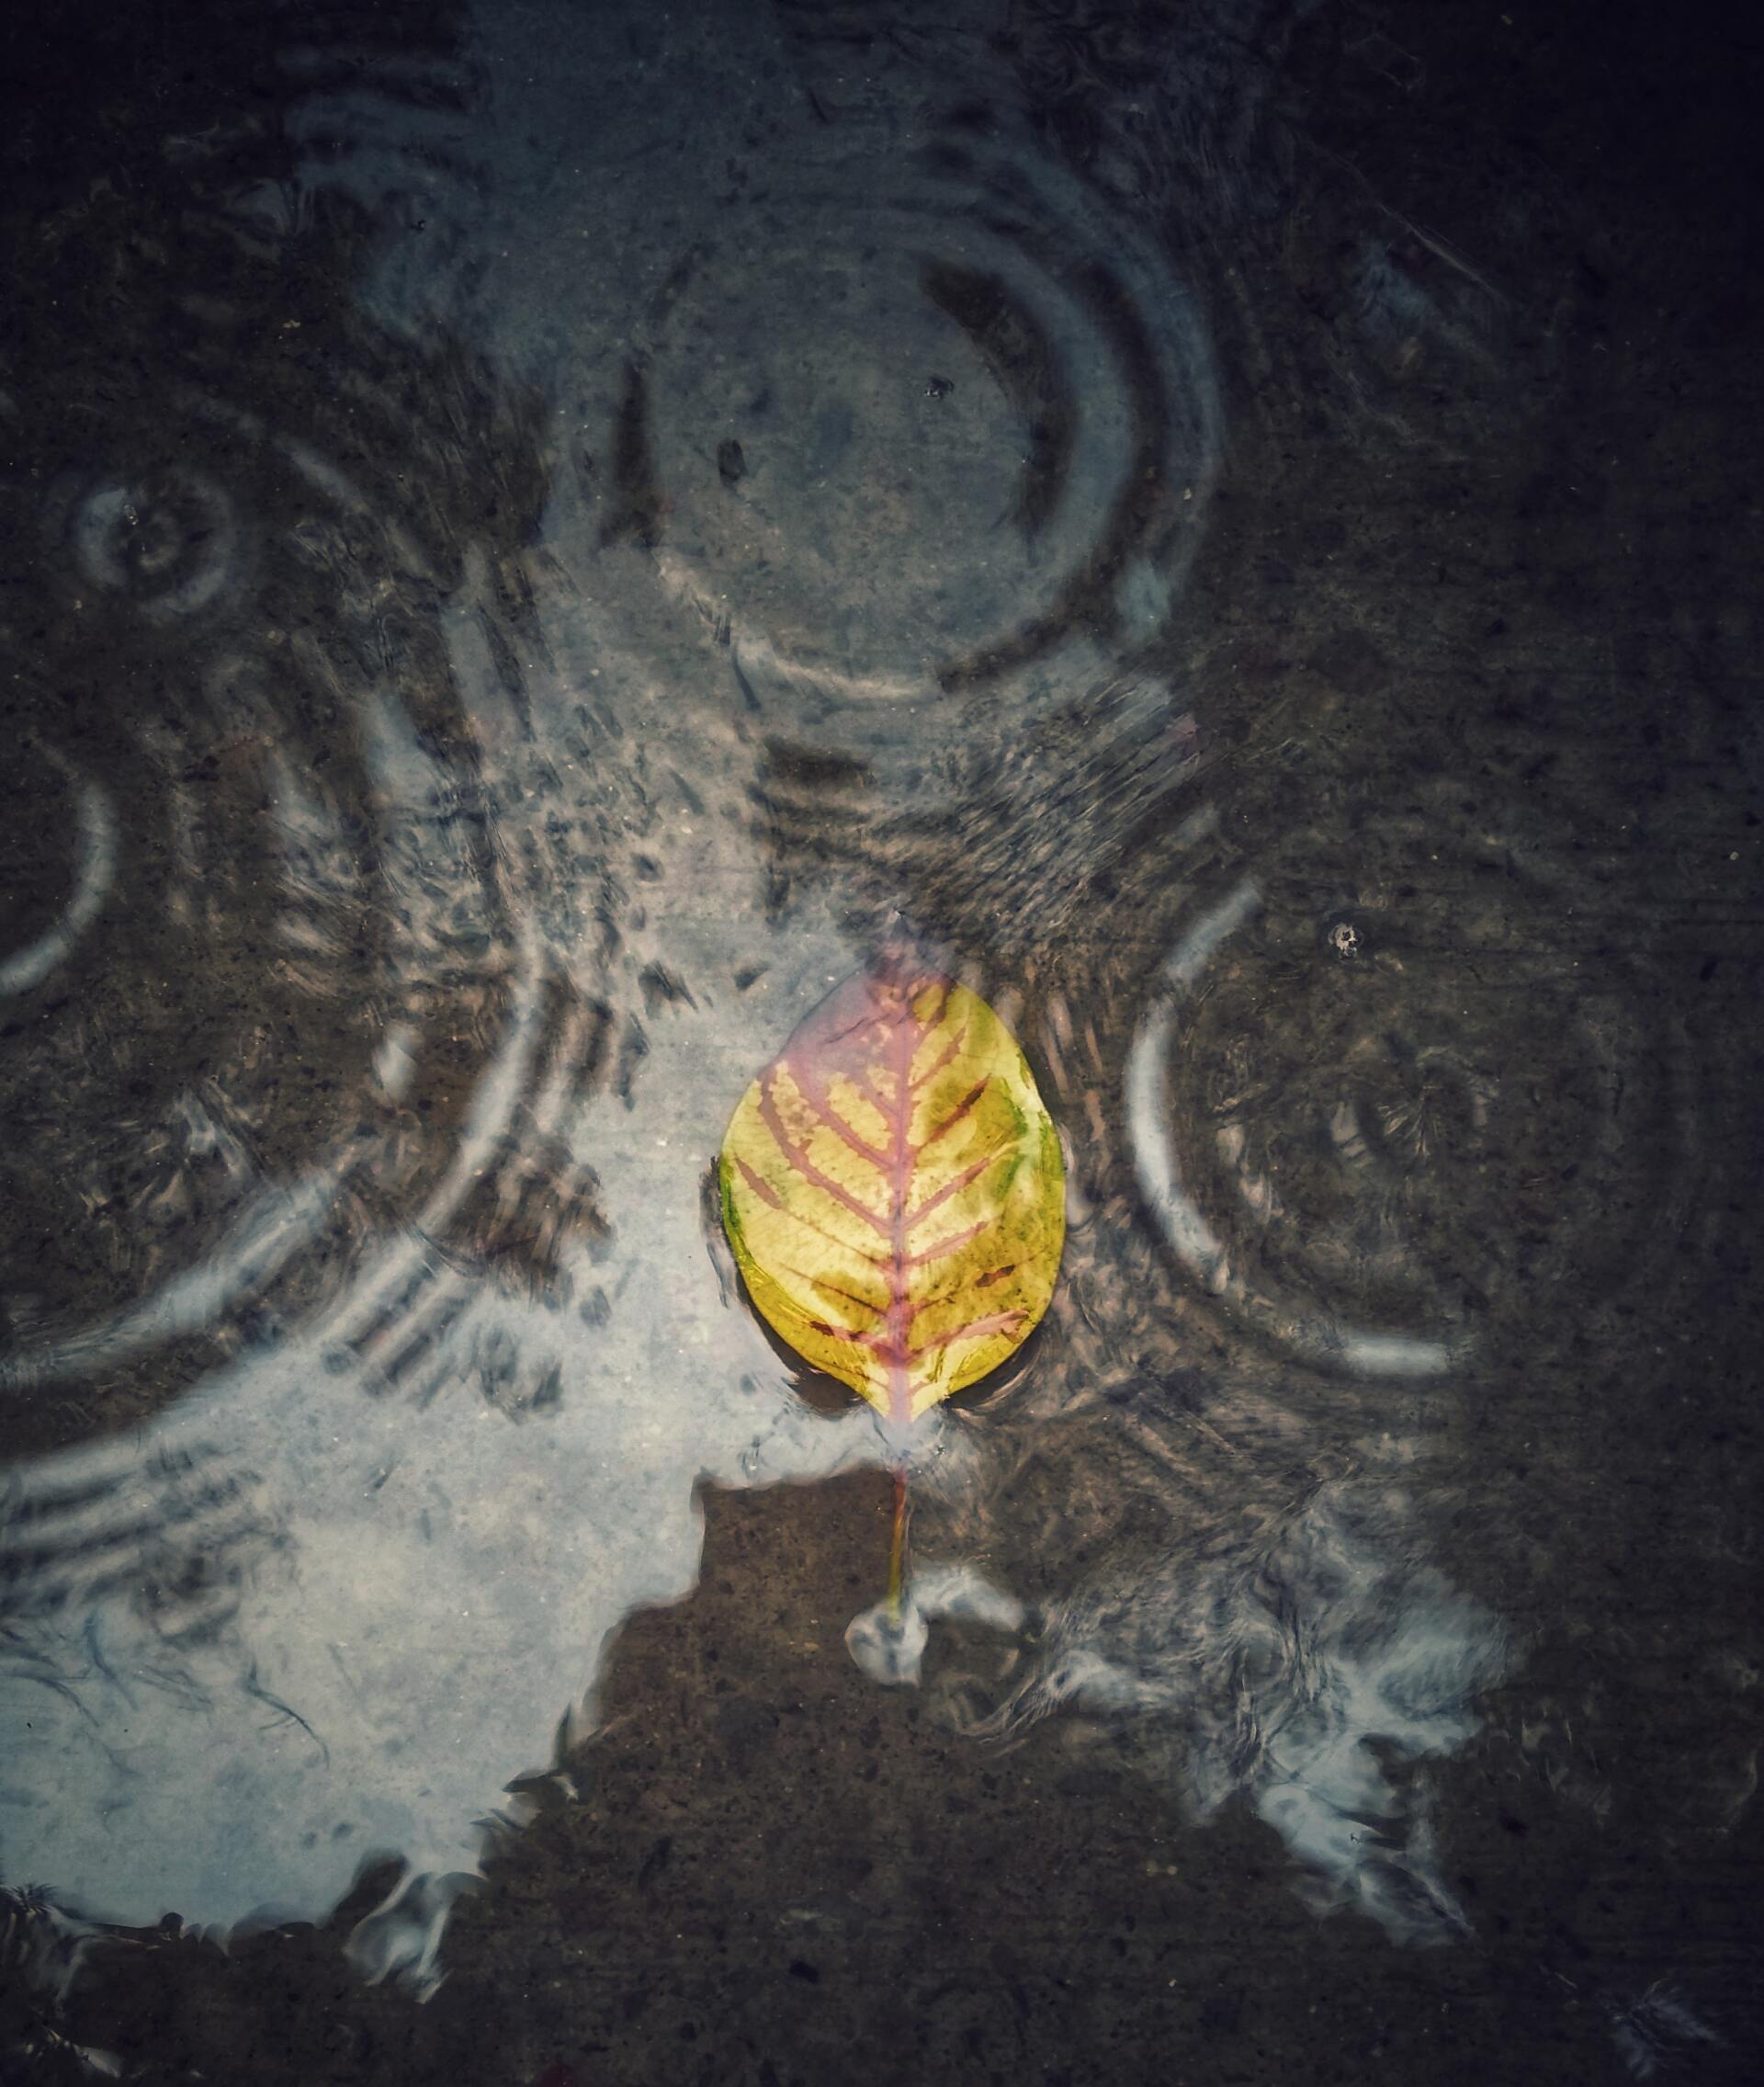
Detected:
[
  {"left": 52, "top": 460, "right": 242, "bottom": 621},
  {"left": 593, "top": 128, "right": 1218, "bottom": 783},
  {"left": 0, "top": 745, "right": 115, "bottom": 998},
  {"left": 1126, "top": 798, "right": 1694, "bottom": 1374},
  {"left": 0, "top": 388, "right": 593, "bottom": 1441}
]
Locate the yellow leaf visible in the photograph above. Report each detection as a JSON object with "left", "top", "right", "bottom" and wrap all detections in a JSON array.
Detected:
[{"left": 718, "top": 960, "right": 1065, "bottom": 1424}]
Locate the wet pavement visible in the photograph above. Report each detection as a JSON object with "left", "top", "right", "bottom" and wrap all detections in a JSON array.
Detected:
[{"left": 1, "top": 1, "right": 1759, "bottom": 2081}]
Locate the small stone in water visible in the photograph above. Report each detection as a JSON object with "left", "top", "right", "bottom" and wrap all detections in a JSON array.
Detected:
[{"left": 845, "top": 1595, "right": 929, "bottom": 1685}]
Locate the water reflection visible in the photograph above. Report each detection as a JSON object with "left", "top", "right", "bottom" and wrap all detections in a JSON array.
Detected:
[
  {"left": 899, "top": 1478, "right": 1507, "bottom": 1945},
  {"left": 0, "top": 0, "right": 1746, "bottom": 2078}
]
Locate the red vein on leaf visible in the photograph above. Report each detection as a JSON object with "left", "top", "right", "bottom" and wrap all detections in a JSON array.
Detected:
[
  {"left": 918, "top": 1074, "right": 989, "bottom": 1153},
  {"left": 741, "top": 1163, "right": 888, "bottom": 1269},
  {"left": 786, "top": 1071, "right": 892, "bottom": 1173},
  {"left": 880, "top": 989, "right": 926, "bottom": 1424},
  {"left": 735, "top": 1159, "right": 785, "bottom": 1211},
  {"left": 907, "top": 1309, "right": 1027, "bottom": 1361},
  {"left": 907, "top": 1150, "right": 1003, "bottom": 1231},
  {"left": 854, "top": 1069, "right": 898, "bottom": 1129},
  {"left": 907, "top": 1263, "right": 1019, "bottom": 1321},
  {"left": 779, "top": 1213, "right": 889, "bottom": 1272},
  {"left": 807, "top": 1318, "right": 888, "bottom": 1349},
  {"left": 758, "top": 1073, "right": 890, "bottom": 1238},
  {"left": 904, "top": 1218, "right": 988, "bottom": 1268},
  {"left": 908, "top": 1023, "right": 967, "bottom": 1096},
  {"left": 800, "top": 1271, "right": 888, "bottom": 1318}
]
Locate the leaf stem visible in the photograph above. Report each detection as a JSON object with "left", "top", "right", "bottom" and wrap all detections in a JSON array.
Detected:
[{"left": 886, "top": 1466, "right": 910, "bottom": 1622}]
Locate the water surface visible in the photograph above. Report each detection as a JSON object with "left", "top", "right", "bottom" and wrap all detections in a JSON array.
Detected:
[{"left": 2, "top": 1, "right": 1758, "bottom": 2081}]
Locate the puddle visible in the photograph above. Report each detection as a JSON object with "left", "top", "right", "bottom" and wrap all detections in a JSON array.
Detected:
[{"left": 1, "top": 1, "right": 1758, "bottom": 2081}]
